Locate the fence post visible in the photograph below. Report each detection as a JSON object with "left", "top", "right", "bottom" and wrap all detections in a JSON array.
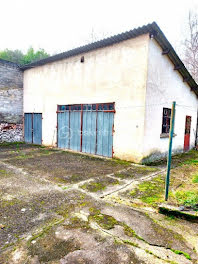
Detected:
[{"left": 165, "top": 101, "right": 176, "bottom": 201}]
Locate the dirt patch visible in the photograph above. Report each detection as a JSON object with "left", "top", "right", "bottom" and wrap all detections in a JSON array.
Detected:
[{"left": 5, "top": 151, "right": 130, "bottom": 184}]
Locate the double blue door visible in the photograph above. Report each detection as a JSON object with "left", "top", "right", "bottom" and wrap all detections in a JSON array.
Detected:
[
  {"left": 24, "top": 113, "right": 42, "bottom": 144},
  {"left": 57, "top": 104, "right": 114, "bottom": 157}
]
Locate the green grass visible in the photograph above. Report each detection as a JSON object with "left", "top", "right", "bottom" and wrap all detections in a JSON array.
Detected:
[
  {"left": 0, "top": 142, "right": 24, "bottom": 147},
  {"left": 129, "top": 175, "right": 164, "bottom": 206},
  {"left": 88, "top": 208, "right": 118, "bottom": 230},
  {"left": 175, "top": 190, "right": 198, "bottom": 208},
  {"left": 184, "top": 159, "right": 198, "bottom": 165},
  {"left": 81, "top": 182, "right": 107, "bottom": 192},
  {"left": 192, "top": 174, "right": 198, "bottom": 183}
]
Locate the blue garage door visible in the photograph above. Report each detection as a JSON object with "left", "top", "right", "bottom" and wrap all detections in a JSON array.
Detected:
[
  {"left": 82, "top": 111, "right": 97, "bottom": 154},
  {"left": 33, "top": 114, "right": 42, "bottom": 144},
  {"left": 24, "top": 113, "right": 42, "bottom": 144},
  {"left": 57, "top": 112, "right": 70, "bottom": 149},
  {"left": 57, "top": 103, "right": 114, "bottom": 157},
  {"left": 96, "top": 112, "right": 114, "bottom": 157},
  {"left": 24, "top": 113, "right": 33, "bottom": 143}
]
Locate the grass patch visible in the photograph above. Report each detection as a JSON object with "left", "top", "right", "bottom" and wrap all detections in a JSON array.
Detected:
[
  {"left": 0, "top": 142, "right": 24, "bottom": 147},
  {"left": 129, "top": 175, "right": 164, "bottom": 206},
  {"left": 112, "top": 158, "right": 132, "bottom": 166},
  {"left": 192, "top": 174, "right": 198, "bottom": 183},
  {"left": 15, "top": 154, "right": 34, "bottom": 159},
  {"left": 175, "top": 190, "right": 198, "bottom": 209},
  {"left": 80, "top": 178, "right": 120, "bottom": 192},
  {"left": 171, "top": 249, "right": 191, "bottom": 260},
  {"left": 184, "top": 159, "right": 198, "bottom": 165},
  {"left": 88, "top": 208, "right": 145, "bottom": 241},
  {"left": 81, "top": 182, "right": 107, "bottom": 192},
  {"left": 122, "top": 224, "right": 145, "bottom": 241},
  {"left": 89, "top": 212, "right": 118, "bottom": 229}
]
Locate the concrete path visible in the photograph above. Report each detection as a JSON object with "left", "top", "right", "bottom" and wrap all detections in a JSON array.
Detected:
[{"left": 0, "top": 144, "right": 197, "bottom": 264}]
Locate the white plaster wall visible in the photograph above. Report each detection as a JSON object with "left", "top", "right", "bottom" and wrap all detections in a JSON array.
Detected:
[
  {"left": 23, "top": 34, "right": 149, "bottom": 162},
  {"left": 143, "top": 39, "right": 198, "bottom": 162}
]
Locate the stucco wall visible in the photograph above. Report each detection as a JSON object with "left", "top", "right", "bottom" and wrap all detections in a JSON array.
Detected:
[
  {"left": 143, "top": 39, "right": 198, "bottom": 162},
  {"left": 24, "top": 34, "right": 149, "bottom": 162}
]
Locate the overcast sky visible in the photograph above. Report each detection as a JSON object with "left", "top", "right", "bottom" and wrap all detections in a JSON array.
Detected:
[{"left": 0, "top": 0, "right": 197, "bottom": 55}]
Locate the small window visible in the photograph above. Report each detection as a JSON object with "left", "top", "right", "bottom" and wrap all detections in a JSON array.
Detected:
[
  {"left": 66, "top": 105, "right": 70, "bottom": 110},
  {"left": 109, "top": 103, "right": 114, "bottom": 110},
  {"left": 98, "top": 104, "right": 103, "bottom": 110},
  {"left": 162, "top": 108, "right": 171, "bottom": 134},
  {"left": 103, "top": 104, "right": 108, "bottom": 110},
  {"left": 60, "top": 105, "right": 66, "bottom": 111},
  {"left": 74, "top": 105, "right": 81, "bottom": 110},
  {"left": 87, "top": 104, "right": 92, "bottom": 110},
  {"left": 92, "top": 104, "right": 96, "bottom": 110}
]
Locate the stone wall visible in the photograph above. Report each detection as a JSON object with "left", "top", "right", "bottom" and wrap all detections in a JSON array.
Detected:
[
  {"left": 0, "top": 123, "right": 23, "bottom": 142},
  {"left": 0, "top": 59, "right": 23, "bottom": 124},
  {"left": 0, "top": 59, "right": 23, "bottom": 142}
]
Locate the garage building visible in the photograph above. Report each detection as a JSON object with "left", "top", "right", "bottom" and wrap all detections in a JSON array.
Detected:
[{"left": 22, "top": 22, "right": 198, "bottom": 163}]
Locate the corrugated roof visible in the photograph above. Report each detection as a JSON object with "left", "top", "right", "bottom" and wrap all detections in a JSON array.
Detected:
[{"left": 21, "top": 22, "right": 198, "bottom": 96}]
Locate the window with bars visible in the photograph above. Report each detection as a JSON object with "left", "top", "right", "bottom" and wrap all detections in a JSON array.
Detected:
[{"left": 162, "top": 108, "right": 171, "bottom": 134}]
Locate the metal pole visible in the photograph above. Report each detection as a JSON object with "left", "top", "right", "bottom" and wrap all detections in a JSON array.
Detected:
[{"left": 165, "top": 101, "right": 176, "bottom": 201}]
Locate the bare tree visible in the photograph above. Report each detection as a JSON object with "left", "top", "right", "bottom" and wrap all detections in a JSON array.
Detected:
[{"left": 183, "top": 11, "right": 198, "bottom": 82}]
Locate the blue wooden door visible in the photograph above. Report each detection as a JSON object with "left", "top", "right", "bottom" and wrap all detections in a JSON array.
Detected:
[
  {"left": 70, "top": 111, "right": 81, "bottom": 151},
  {"left": 57, "top": 104, "right": 114, "bottom": 157},
  {"left": 96, "top": 112, "right": 114, "bottom": 157},
  {"left": 57, "top": 112, "right": 70, "bottom": 149},
  {"left": 24, "top": 113, "right": 33, "bottom": 143},
  {"left": 82, "top": 111, "right": 97, "bottom": 154},
  {"left": 33, "top": 114, "right": 42, "bottom": 144}
]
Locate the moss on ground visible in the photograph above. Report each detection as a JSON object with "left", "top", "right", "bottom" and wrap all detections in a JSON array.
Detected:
[
  {"left": 170, "top": 249, "right": 191, "bottom": 260},
  {"left": 114, "top": 166, "right": 158, "bottom": 179},
  {"left": 126, "top": 160, "right": 198, "bottom": 210},
  {"left": 88, "top": 207, "right": 145, "bottom": 241},
  {"left": 81, "top": 182, "right": 107, "bottom": 192},
  {"left": 129, "top": 174, "right": 164, "bottom": 206},
  {"left": 80, "top": 177, "right": 120, "bottom": 192},
  {"left": 89, "top": 211, "right": 118, "bottom": 230},
  {"left": 64, "top": 216, "right": 90, "bottom": 230}
]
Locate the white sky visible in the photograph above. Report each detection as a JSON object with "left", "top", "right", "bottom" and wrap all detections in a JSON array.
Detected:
[{"left": 0, "top": 0, "right": 198, "bottom": 55}]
